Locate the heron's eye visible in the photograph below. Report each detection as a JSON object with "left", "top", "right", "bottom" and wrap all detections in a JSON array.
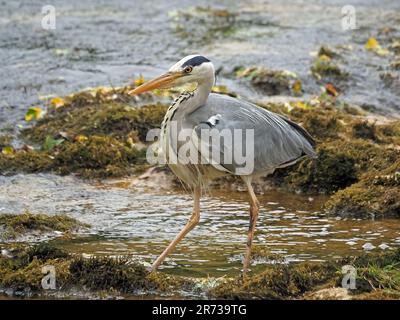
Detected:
[{"left": 184, "top": 66, "right": 193, "bottom": 74}]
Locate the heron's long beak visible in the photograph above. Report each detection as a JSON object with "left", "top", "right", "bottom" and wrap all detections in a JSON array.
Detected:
[{"left": 128, "top": 72, "right": 183, "bottom": 95}]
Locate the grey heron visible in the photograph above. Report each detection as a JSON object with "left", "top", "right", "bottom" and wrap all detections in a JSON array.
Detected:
[{"left": 129, "top": 55, "right": 317, "bottom": 274}]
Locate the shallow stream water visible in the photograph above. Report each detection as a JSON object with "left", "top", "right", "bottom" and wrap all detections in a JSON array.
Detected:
[{"left": 1, "top": 174, "right": 399, "bottom": 279}]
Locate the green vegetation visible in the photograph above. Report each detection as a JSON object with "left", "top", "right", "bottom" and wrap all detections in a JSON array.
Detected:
[
  {"left": 209, "top": 249, "right": 400, "bottom": 300},
  {"left": 0, "top": 212, "right": 88, "bottom": 240},
  {"left": 0, "top": 87, "right": 168, "bottom": 179},
  {"left": 0, "top": 243, "right": 194, "bottom": 297},
  {"left": 1, "top": 242, "right": 398, "bottom": 299},
  {"left": 234, "top": 66, "right": 301, "bottom": 96},
  {"left": 311, "top": 46, "right": 349, "bottom": 80}
]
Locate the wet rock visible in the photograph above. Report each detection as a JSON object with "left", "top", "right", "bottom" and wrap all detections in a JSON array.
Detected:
[
  {"left": 325, "top": 159, "right": 400, "bottom": 219},
  {"left": 362, "top": 243, "right": 376, "bottom": 251},
  {"left": 209, "top": 249, "right": 400, "bottom": 300},
  {"left": 0, "top": 243, "right": 195, "bottom": 298},
  {"left": 0, "top": 212, "right": 88, "bottom": 240},
  {"left": 234, "top": 66, "right": 301, "bottom": 96}
]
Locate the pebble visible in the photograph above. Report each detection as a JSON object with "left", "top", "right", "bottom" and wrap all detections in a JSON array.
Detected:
[
  {"left": 1, "top": 249, "right": 12, "bottom": 258},
  {"left": 378, "top": 243, "right": 390, "bottom": 250},
  {"left": 362, "top": 242, "right": 376, "bottom": 251}
]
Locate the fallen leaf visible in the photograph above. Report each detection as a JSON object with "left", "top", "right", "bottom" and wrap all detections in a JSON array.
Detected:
[
  {"left": 25, "top": 107, "right": 43, "bottom": 122},
  {"left": 74, "top": 135, "right": 88, "bottom": 143},
  {"left": 1, "top": 146, "right": 14, "bottom": 155},
  {"left": 364, "top": 37, "right": 390, "bottom": 56},
  {"left": 43, "top": 135, "right": 64, "bottom": 151},
  {"left": 50, "top": 97, "right": 65, "bottom": 108},
  {"left": 292, "top": 80, "right": 302, "bottom": 95},
  {"left": 126, "top": 137, "right": 135, "bottom": 148},
  {"left": 365, "top": 37, "right": 379, "bottom": 50},
  {"left": 134, "top": 75, "right": 145, "bottom": 87},
  {"left": 325, "top": 83, "right": 339, "bottom": 96},
  {"left": 292, "top": 101, "right": 312, "bottom": 110}
]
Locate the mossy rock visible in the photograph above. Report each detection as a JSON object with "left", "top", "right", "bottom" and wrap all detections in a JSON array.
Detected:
[
  {"left": 234, "top": 66, "right": 299, "bottom": 96},
  {"left": 0, "top": 243, "right": 195, "bottom": 297},
  {"left": 209, "top": 249, "right": 400, "bottom": 300},
  {"left": 352, "top": 121, "right": 379, "bottom": 142},
  {"left": 311, "top": 58, "right": 348, "bottom": 80},
  {"left": 209, "top": 261, "right": 339, "bottom": 299},
  {"left": 325, "top": 160, "right": 400, "bottom": 218},
  {"left": 284, "top": 148, "right": 358, "bottom": 194},
  {"left": 22, "top": 102, "right": 168, "bottom": 143},
  {"left": 0, "top": 134, "right": 13, "bottom": 148},
  {"left": 69, "top": 256, "right": 150, "bottom": 292},
  {"left": 53, "top": 135, "right": 147, "bottom": 178},
  {"left": 0, "top": 135, "right": 148, "bottom": 179},
  {"left": 0, "top": 212, "right": 87, "bottom": 240}
]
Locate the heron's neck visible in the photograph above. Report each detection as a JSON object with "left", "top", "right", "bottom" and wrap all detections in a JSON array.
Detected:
[{"left": 184, "top": 75, "right": 214, "bottom": 114}]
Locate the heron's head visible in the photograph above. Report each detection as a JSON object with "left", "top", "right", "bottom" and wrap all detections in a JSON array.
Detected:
[{"left": 128, "top": 55, "right": 214, "bottom": 95}]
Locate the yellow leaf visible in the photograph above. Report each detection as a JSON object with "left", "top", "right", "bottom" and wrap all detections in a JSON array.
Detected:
[
  {"left": 25, "top": 107, "right": 43, "bottom": 122},
  {"left": 134, "top": 75, "right": 145, "bottom": 86},
  {"left": 74, "top": 135, "right": 88, "bottom": 143},
  {"left": 2, "top": 146, "right": 14, "bottom": 155},
  {"left": 293, "top": 101, "right": 312, "bottom": 110},
  {"left": 126, "top": 137, "right": 135, "bottom": 148},
  {"left": 292, "top": 80, "right": 302, "bottom": 94},
  {"left": 365, "top": 37, "right": 379, "bottom": 50},
  {"left": 50, "top": 97, "right": 65, "bottom": 108}
]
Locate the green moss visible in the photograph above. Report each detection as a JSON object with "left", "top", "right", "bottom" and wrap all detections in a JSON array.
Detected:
[
  {"left": 284, "top": 148, "right": 357, "bottom": 194},
  {"left": 318, "top": 46, "right": 340, "bottom": 59},
  {"left": 352, "top": 121, "right": 379, "bottom": 142},
  {"left": 311, "top": 58, "right": 348, "bottom": 80},
  {"left": 209, "top": 261, "right": 339, "bottom": 299},
  {"left": 377, "top": 121, "right": 400, "bottom": 145},
  {"left": 27, "top": 243, "right": 70, "bottom": 262},
  {"left": 53, "top": 135, "right": 147, "bottom": 178},
  {"left": 0, "top": 242, "right": 195, "bottom": 297},
  {"left": 325, "top": 160, "right": 400, "bottom": 218},
  {"left": 210, "top": 249, "right": 400, "bottom": 300},
  {"left": 0, "top": 135, "right": 147, "bottom": 179},
  {"left": 0, "top": 212, "right": 87, "bottom": 240},
  {"left": 0, "top": 149, "right": 53, "bottom": 175},
  {"left": 234, "top": 66, "right": 299, "bottom": 95},
  {"left": 0, "top": 97, "right": 169, "bottom": 179},
  {"left": 0, "top": 243, "right": 71, "bottom": 291},
  {"left": 0, "top": 134, "right": 13, "bottom": 147},
  {"left": 69, "top": 256, "right": 150, "bottom": 292},
  {"left": 23, "top": 102, "right": 168, "bottom": 143},
  {"left": 288, "top": 107, "right": 342, "bottom": 140}
]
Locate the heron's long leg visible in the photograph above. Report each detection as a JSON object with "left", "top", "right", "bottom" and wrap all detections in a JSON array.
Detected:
[
  {"left": 151, "top": 186, "right": 201, "bottom": 271},
  {"left": 243, "top": 180, "right": 260, "bottom": 274}
]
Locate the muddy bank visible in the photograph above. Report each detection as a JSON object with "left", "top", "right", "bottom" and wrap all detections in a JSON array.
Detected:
[{"left": 1, "top": 242, "right": 399, "bottom": 299}]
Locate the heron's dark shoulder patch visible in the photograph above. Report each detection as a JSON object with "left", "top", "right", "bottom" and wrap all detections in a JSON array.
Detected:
[{"left": 182, "top": 56, "right": 210, "bottom": 67}]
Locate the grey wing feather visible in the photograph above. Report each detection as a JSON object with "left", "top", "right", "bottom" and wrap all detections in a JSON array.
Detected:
[{"left": 186, "top": 93, "right": 317, "bottom": 176}]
